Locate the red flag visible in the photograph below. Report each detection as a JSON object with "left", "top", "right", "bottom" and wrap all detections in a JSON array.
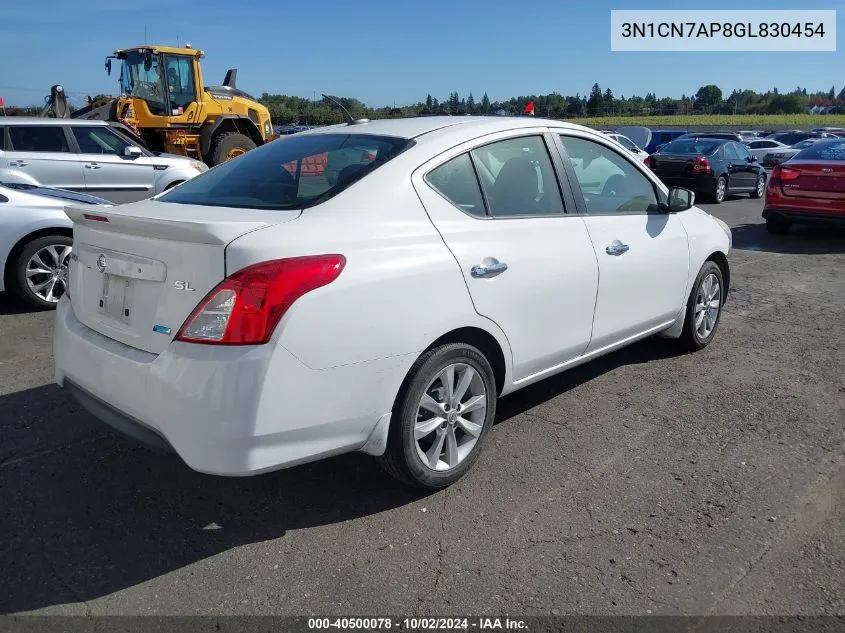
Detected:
[
  {"left": 523, "top": 100, "right": 535, "bottom": 116},
  {"left": 0, "top": 96, "right": 5, "bottom": 107}
]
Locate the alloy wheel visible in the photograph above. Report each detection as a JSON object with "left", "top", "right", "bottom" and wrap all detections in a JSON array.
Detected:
[
  {"left": 25, "top": 244, "right": 71, "bottom": 304},
  {"left": 715, "top": 178, "right": 727, "bottom": 202},
  {"left": 414, "top": 363, "right": 487, "bottom": 471},
  {"left": 694, "top": 273, "right": 721, "bottom": 339}
]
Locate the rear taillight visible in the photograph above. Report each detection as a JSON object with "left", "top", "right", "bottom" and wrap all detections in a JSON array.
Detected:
[
  {"left": 175, "top": 255, "right": 346, "bottom": 345},
  {"left": 644, "top": 155, "right": 653, "bottom": 168},
  {"left": 692, "top": 156, "right": 712, "bottom": 174},
  {"left": 773, "top": 166, "right": 801, "bottom": 181}
]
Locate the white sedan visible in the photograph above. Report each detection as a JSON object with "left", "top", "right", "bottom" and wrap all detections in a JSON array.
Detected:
[
  {"left": 53, "top": 116, "right": 732, "bottom": 490},
  {"left": 0, "top": 183, "right": 111, "bottom": 308}
]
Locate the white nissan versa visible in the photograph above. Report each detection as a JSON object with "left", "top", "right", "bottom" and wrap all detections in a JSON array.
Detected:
[{"left": 53, "top": 116, "right": 732, "bottom": 490}]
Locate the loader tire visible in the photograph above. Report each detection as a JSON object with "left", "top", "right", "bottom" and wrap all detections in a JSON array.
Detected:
[{"left": 208, "top": 132, "right": 256, "bottom": 166}]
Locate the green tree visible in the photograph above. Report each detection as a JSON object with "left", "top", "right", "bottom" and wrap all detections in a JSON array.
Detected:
[
  {"left": 586, "top": 83, "right": 603, "bottom": 115},
  {"left": 425, "top": 94, "right": 433, "bottom": 110},
  {"left": 694, "top": 84, "right": 723, "bottom": 111},
  {"left": 481, "top": 92, "right": 490, "bottom": 113},
  {"left": 767, "top": 93, "right": 807, "bottom": 114},
  {"left": 466, "top": 93, "right": 475, "bottom": 114}
]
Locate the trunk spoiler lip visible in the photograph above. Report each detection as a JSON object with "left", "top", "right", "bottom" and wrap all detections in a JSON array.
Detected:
[{"left": 63, "top": 202, "right": 302, "bottom": 246}]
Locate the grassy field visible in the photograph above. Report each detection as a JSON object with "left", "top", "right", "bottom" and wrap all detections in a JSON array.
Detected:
[{"left": 571, "top": 114, "right": 845, "bottom": 129}]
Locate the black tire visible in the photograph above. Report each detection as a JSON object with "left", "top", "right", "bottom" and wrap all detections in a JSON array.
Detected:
[
  {"left": 378, "top": 343, "right": 497, "bottom": 490},
  {"left": 766, "top": 216, "right": 791, "bottom": 234},
  {"left": 13, "top": 235, "right": 73, "bottom": 310},
  {"left": 750, "top": 174, "right": 766, "bottom": 199},
  {"left": 207, "top": 132, "right": 257, "bottom": 167},
  {"left": 163, "top": 180, "right": 184, "bottom": 191},
  {"left": 712, "top": 176, "right": 727, "bottom": 204},
  {"left": 677, "top": 260, "right": 725, "bottom": 353}
]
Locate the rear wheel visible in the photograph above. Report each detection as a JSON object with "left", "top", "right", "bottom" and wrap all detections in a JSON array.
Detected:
[
  {"left": 378, "top": 343, "right": 497, "bottom": 490},
  {"left": 208, "top": 132, "right": 256, "bottom": 167},
  {"left": 751, "top": 174, "right": 766, "bottom": 199},
  {"left": 712, "top": 176, "right": 727, "bottom": 204},
  {"left": 765, "top": 216, "right": 791, "bottom": 234},
  {"left": 13, "top": 235, "right": 72, "bottom": 309}
]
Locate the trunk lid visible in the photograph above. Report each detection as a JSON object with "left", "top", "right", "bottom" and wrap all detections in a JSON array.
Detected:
[
  {"left": 650, "top": 154, "right": 699, "bottom": 176},
  {"left": 778, "top": 160, "right": 845, "bottom": 198},
  {"left": 65, "top": 200, "right": 300, "bottom": 355}
]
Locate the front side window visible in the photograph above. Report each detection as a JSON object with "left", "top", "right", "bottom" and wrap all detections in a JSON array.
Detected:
[
  {"left": 470, "top": 135, "right": 564, "bottom": 217},
  {"left": 72, "top": 126, "right": 131, "bottom": 155},
  {"left": 426, "top": 153, "right": 486, "bottom": 218},
  {"left": 159, "top": 133, "right": 412, "bottom": 210},
  {"left": 559, "top": 135, "right": 659, "bottom": 214},
  {"left": 8, "top": 126, "right": 69, "bottom": 153},
  {"left": 164, "top": 55, "right": 197, "bottom": 111},
  {"left": 120, "top": 51, "right": 167, "bottom": 115}
]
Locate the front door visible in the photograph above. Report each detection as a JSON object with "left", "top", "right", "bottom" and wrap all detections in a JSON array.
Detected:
[
  {"left": 413, "top": 131, "right": 600, "bottom": 383},
  {"left": 70, "top": 125, "right": 155, "bottom": 204},
  {"left": 555, "top": 133, "right": 690, "bottom": 353},
  {"left": 5, "top": 125, "right": 85, "bottom": 190}
]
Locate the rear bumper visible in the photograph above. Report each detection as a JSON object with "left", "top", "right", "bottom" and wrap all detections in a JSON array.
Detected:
[
  {"left": 53, "top": 297, "right": 408, "bottom": 476},
  {"left": 763, "top": 207, "right": 845, "bottom": 226}
]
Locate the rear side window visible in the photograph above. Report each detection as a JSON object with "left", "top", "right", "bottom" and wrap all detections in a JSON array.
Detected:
[
  {"left": 660, "top": 139, "right": 720, "bottom": 155},
  {"left": 426, "top": 154, "right": 486, "bottom": 218},
  {"left": 8, "top": 126, "right": 70, "bottom": 153},
  {"left": 159, "top": 133, "right": 412, "bottom": 210},
  {"left": 470, "top": 135, "right": 564, "bottom": 217},
  {"left": 723, "top": 144, "right": 740, "bottom": 159}
]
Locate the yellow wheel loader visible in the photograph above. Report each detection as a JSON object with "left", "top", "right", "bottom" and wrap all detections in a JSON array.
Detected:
[{"left": 68, "top": 44, "right": 278, "bottom": 166}]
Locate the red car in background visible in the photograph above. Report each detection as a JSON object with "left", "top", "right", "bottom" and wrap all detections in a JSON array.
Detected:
[{"left": 763, "top": 138, "right": 845, "bottom": 234}]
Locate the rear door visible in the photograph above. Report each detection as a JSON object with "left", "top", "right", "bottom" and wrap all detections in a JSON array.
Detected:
[
  {"left": 733, "top": 142, "right": 759, "bottom": 187},
  {"left": 412, "top": 130, "right": 600, "bottom": 382},
  {"left": 554, "top": 132, "right": 690, "bottom": 352},
  {"left": 722, "top": 142, "right": 749, "bottom": 189},
  {"left": 5, "top": 125, "right": 85, "bottom": 190},
  {"left": 70, "top": 125, "right": 156, "bottom": 204}
]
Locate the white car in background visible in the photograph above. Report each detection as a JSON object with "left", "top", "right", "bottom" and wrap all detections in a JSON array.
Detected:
[
  {"left": 54, "top": 116, "right": 731, "bottom": 490},
  {"left": 0, "top": 183, "right": 111, "bottom": 308},
  {"left": 0, "top": 118, "right": 207, "bottom": 205},
  {"left": 603, "top": 132, "right": 650, "bottom": 163},
  {"left": 744, "top": 138, "right": 789, "bottom": 161}
]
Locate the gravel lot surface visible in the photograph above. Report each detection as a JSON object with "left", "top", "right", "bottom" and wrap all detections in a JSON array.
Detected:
[{"left": 1, "top": 196, "right": 843, "bottom": 617}]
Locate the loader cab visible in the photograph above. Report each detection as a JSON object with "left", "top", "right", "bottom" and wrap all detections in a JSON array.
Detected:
[{"left": 112, "top": 47, "right": 203, "bottom": 119}]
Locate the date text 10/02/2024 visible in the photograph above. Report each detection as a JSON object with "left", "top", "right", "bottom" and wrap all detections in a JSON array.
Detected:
[{"left": 307, "top": 617, "right": 528, "bottom": 630}]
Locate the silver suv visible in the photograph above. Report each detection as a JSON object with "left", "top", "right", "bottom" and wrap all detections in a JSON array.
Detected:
[{"left": 0, "top": 118, "right": 208, "bottom": 204}]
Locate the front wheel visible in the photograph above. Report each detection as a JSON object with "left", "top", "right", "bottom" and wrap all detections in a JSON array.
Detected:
[
  {"left": 677, "top": 261, "right": 725, "bottom": 352},
  {"left": 378, "top": 343, "right": 497, "bottom": 490},
  {"left": 750, "top": 174, "right": 766, "bottom": 199},
  {"left": 207, "top": 132, "right": 257, "bottom": 167}
]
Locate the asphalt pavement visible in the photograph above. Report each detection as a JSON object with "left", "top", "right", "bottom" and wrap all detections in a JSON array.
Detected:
[{"left": 1, "top": 196, "right": 843, "bottom": 617}]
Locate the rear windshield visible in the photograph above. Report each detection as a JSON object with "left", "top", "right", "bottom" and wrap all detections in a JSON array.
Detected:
[
  {"left": 793, "top": 140, "right": 845, "bottom": 161},
  {"left": 659, "top": 139, "right": 720, "bottom": 155},
  {"left": 158, "top": 133, "right": 413, "bottom": 210}
]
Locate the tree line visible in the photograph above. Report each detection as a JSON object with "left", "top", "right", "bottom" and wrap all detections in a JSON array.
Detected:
[
  {"left": 5, "top": 84, "right": 845, "bottom": 123},
  {"left": 260, "top": 84, "right": 845, "bottom": 125}
]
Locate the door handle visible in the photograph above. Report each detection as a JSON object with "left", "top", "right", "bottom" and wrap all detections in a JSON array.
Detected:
[
  {"left": 9, "top": 160, "right": 29, "bottom": 167},
  {"left": 605, "top": 240, "right": 629, "bottom": 256},
  {"left": 471, "top": 262, "right": 508, "bottom": 278},
  {"left": 85, "top": 163, "right": 102, "bottom": 170}
]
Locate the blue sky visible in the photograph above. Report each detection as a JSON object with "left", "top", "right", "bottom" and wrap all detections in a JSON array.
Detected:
[{"left": 1, "top": 0, "right": 842, "bottom": 108}]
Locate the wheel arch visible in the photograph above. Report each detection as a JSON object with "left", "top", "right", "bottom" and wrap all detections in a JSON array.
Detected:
[
  {"left": 422, "top": 326, "right": 508, "bottom": 396},
  {"left": 2, "top": 226, "right": 73, "bottom": 293},
  {"left": 199, "top": 115, "right": 263, "bottom": 158},
  {"left": 706, "top": 250, "right": 730, "bottom": 303}
]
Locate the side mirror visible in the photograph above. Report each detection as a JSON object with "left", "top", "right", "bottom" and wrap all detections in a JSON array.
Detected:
[
  {"left": 124, "top": 146, "right": 143, "bottom": 158},
  {"left": 667, "top": 187, "right": 695, "bottom": 212}
]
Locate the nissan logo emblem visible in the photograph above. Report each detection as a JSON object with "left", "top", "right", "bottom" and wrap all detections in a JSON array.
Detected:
[{"left": 96, "top": 254, "right": 107, "bottom": 273}]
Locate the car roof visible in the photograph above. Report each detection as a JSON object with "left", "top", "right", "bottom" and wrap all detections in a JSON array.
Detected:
[
  {"left": 0, "top": 117, "right": 108, "bottom": 126},
  {"left": 295, "top": 115, "right": 603, "bottom": 142}
]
